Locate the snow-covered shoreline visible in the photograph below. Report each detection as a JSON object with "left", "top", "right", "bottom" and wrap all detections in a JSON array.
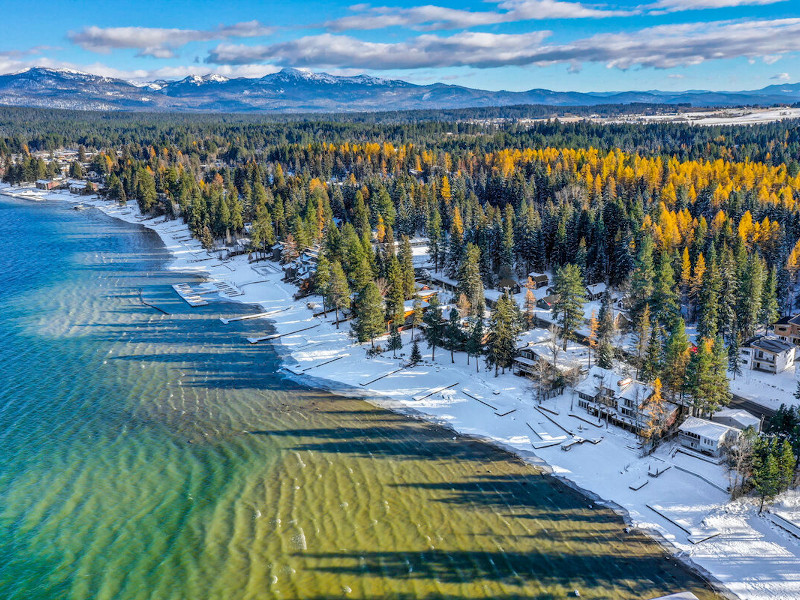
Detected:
[{"left": 5, "top": 183, "right": 800, "bottom": 600}]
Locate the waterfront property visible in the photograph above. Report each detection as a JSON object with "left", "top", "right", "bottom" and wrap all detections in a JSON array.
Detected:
[
  {"left": 574, "top": 366, "right": 678, "bottom": 435},
  {"left": 678, "top": 417, "right": 740, "bottom": 457}
]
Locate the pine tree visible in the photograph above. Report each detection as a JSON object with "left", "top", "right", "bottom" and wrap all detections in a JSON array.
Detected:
[
  {"left": 587, "top": 309, "right": 598, "bottom": 369},
  {"left": 423, "top": 293, "right": 444, "bottom": 360},
  {"left": 427, "top": 207, "right": 444, "bottom": 272},
  {"left": 352, "top": 282, "right": 384, "bottom": 347},
  {"left": 630, "top": 235, "right": 655, "bottom": 326},
  {"left": 398, "top": 235, "right": 416, "bottom": 298},
  {"left": 410, "top": 294, "right": 424, "bottom": 341},
  {"left": 728, "top": 333, "right": 743, "bottom": 380},
  {"left": 596, "top": 292, "right": 616, "bottom": 369},
  {"left": 457, "top": 243, "right": 485, "bottom": 317},
  {"left": 328, "top": 261, "right": 351, "bottom": 329},
  {"left": 314, "top": 252, "right": 331, "bottom": 310},
  {"left": 652, "top": 254, "right": 679, "bottom": 328},
  {"left": 410, "top": 338, "right": 422, "bottom": 365},
  {"left": 634, "top": 304, "right": 651, "bottom": 373},
  {"left": 662, "top": 318, "right": 690, "bottom": 400},
  {"left": 697, "top": 255, "right": 722, "bottom": 339},
  {"left": 466, "top": 317, "right": 485, "bottom": 372},
  {"left": 760, "top": 266, "right": 780, "bottom": 332},
  {"left": 552, "top": 264, "right": 586, "bottom": 351},
  {"left": 445, "top": 308, "right": 463, "bottom": 363},
  {"left": 386, "top": 256, "right": 405, "bottom": 327},
  {"left": 486, "top": 290, "right": 521, "bottom": 376},
  {"left": 388, "top": 324, "right": 403, "bottom": 358}
]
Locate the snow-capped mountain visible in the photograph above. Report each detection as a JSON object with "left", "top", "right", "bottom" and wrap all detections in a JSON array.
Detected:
[{"left": 0, "top": 66, "right": 799, "bottom": 113}]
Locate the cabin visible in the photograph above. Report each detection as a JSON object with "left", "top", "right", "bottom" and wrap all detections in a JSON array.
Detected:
[
  {"left": 35, "top": 179, "right": 60, "bottom": 190},
  {"left": 585, "top": 282, "right": 608, "bottom": 301},
  {"left": 497, "top": 277, "right": 521, "bottom": 294},
  {"left": 740, "top": 335, "right": 795, "bottom": 374},
  {"left": 527, "top": 272, "right": 549, "bottom": 289},
  {"left": 537, "top": 295, "right": 558, "bottom": 310},
  {"left": 712, "top": 407, "right": 761, "bottom": 433},
  {"left": 678, "top": 417, "right": 740, "bottom": 457},
  {"left": 574, "top": 366, "right": 677, "bottom": 436},
  {"left": 513, "top": 340, "right": 581, "bottom": 381},
  {"left": 773, "top": 313, "right": 800, "bottom": 346}
]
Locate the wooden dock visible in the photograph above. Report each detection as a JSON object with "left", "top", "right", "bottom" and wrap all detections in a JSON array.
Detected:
[
  {"left": 247, "top": 324, "right": 319, "bottom": 344},
  {"left": 220, "top": 307, "right": 289, "bottom": 324}
]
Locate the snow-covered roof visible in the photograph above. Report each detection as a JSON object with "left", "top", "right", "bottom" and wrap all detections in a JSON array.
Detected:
[
  {"left": 679, "top": 417, "right": 737, "bottom": 442},
  {"left": 586, "top": 282, "right": 607, "bottom": 295},
  {"left": 713, "top": 408, "right": 760, "bottom": 430},
  {"left": 744, "top": 335, "right": 794, "bottom": 355}
]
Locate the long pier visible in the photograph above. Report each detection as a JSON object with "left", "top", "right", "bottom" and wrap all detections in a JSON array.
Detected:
[
  {"left": 220, "top": 307, "right": 290, "bottom": 324},
  {"left": 247, "top": 324, "right": 319, "bottom": 344}
]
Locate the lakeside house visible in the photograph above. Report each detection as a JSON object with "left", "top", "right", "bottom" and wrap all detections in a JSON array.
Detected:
[
  {"left": 739, "top": 335, "right": 796, "bottom": 374},
  {"left": 773, "top": 313, "right": 800, "bottom": 346},
  {"left": 712, "top": 407, "right": 761, "bottom": 432},
  {"left": 35, "top": 178, "right": 61, "bottom": 190},
  {"left": 574, "top": 366, "right": 678, "bottom": 436},
  {"left": 678, "top": 416, "right": 740, "bottom": 457}
]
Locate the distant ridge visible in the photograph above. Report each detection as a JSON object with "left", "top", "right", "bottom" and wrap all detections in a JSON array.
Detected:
[{"left": 0, "top": 67, "right": 798, "bottom": 113}]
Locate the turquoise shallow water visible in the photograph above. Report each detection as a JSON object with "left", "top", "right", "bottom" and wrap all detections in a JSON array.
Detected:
[{"left": 0, "top": 195, "right": 723, "bottom": 600}]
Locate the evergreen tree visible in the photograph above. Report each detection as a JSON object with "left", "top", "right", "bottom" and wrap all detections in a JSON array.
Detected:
[
  {"left": 352, "top": 282, "right": 385, "bottom": 347},
  {"left": 466, "top": 317, "right": 485, "bottom": 372},
  {"left": 630, "top": 235, "right": 655, "bottom": 326},
  {"left": 662, "top": 318, "right": 690, "bottom": 400},
  {"left": 328, "top": 261, "right": 351, "bottom": 328},
  {"left": 728, "top": 333, "right": 743, "bottom": 380},
  {"left": 596, "top": 292, "right": 616, "bottom": 369},
  {"left": 314, "top": 252, "right": 331, "bottom": 310},
  {"left": 410, "top": 294, "right": 423, "bottom": 341},
  {"left": 423, "top": 293, "right": 444, "bottom": 360},
  {"left": 552, "top": 263, "right": 586, "bottom": 350},
  {"left": 486, "top": 291, "right": 521, "bottom": 376},
  {"left": 652, "top": 254, "right": 679, "bottom": 328},
  {"left": 445, "top": 308, "right": 464, "bottom": 363},
  {"left": 409, "top": 338, "right": 422, "bottom": 365},
  {"left": 457, "top": 243, "right": 485, "bottom": 317},
  {"left": 760, "top": 266, "right": 780, "bottom": 332},
  {"left": 388, "top": 324, "right": 403, "bottom": 358}
]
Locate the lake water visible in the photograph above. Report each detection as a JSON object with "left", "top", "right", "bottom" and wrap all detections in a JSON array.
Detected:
[{"left": 0, "top": 195, "right": 724, "bottom": 600}]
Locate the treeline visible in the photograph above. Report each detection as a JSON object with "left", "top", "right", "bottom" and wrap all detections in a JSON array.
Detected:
[{"left": 3, "top": 116, "right": 800, "bottom": 414}]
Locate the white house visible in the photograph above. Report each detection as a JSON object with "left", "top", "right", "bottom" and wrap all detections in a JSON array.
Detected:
[
  {"left": 740, "top": 335, "right": 795, "bottom": 374},
  {"left": 678, "top": 417, "right": 740, "bottom": 457},
  {"left": 712, "top": 407, "right": 761, "bottom": 432}
]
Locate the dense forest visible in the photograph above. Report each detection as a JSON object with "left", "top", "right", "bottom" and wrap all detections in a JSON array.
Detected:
[{"left": 3, "top": 108, "right": 800, "bottom": 469}]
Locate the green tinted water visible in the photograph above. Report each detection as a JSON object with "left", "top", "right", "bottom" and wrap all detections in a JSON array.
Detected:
[{"left": 0, "top": 196, "right": 723, "bottom": 600}]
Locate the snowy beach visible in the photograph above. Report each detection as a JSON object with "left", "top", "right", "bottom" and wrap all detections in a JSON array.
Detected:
[{"left": 5, "top": 182, "right": 800, "bottom": 600}]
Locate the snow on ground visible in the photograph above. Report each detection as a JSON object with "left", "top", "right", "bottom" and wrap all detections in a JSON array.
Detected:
[
  {"left": 4, "top": 182, "right": 800, "bottom": 600},
  {"left": 730, "top": 365, "right": 799, "bottom": 410}
]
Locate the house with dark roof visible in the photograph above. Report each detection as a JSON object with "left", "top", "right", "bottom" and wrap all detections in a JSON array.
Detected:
[
  {"left": 773, "top": 313, "right": 800, "bottom": 346},
  {"left": 740, "top": 335, "right": 795, "bottom": 374}
]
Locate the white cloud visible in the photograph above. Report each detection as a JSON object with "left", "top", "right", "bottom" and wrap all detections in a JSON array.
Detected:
[
  {"left": 208, "top": 31, "right": 552, "bottom": 69},
  {"left": 325, "top": 0, "right": 635, "bottom": 31},
  {"left": 207, "top": 18, "right": 800, "bottom": 72},
  {"left": 647, "top": 0, "right": 786, "bottom": 14},
  {"left": 770, "top": 72, "right": 791, "bottom": 81},
  {"left": 69, "top": 21, "right": 272, "bottom": 58}
]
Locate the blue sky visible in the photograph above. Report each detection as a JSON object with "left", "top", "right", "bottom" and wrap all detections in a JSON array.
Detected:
[{"left": 1, "top": 0, "right": 799, "bottom": 91}]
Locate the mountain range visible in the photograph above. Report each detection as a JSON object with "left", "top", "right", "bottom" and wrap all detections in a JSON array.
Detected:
[{"left": 1, "top": 67, "right": 799, "bottom": 113}]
